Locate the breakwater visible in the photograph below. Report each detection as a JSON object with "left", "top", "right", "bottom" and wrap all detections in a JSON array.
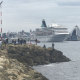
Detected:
[
  {"left": 7, "top": 44, "right": 70, "bottom": 66},
  {"left": 0, "top": 44, "right": 70, "bottom": 80}
]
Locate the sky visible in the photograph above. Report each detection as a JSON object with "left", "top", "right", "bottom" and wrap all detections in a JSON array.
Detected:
[{"left": 1, "top": 0, "right": 80, "bottom": 32}]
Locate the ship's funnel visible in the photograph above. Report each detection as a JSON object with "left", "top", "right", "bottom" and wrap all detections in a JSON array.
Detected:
[{"left": 41, "top": 19, "right": 47, "bottom": 28}]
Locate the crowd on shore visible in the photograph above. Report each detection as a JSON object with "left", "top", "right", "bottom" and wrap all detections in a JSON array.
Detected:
[
  {"left": 0, "top": 38, "right": 28, "bottom": 46},
  {"left": 0, "top": 38, "right": 55, "bottom": 50}
]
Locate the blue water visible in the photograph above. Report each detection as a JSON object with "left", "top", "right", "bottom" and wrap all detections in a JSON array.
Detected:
[{"left": 33, "top": 41, "right": 80, "bottom": 80}]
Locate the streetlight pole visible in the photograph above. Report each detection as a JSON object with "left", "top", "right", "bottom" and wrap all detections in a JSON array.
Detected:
[{"left": 0, "top": 1, "right": 3, "bottom": 41}]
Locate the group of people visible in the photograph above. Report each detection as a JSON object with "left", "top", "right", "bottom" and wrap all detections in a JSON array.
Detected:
[
  {"left": 12, "top": 39, "right": 26, "bottom": 45},
  {"left": 0, "top": 37, "right": 55, "bottom": 49},
  {"left": 3, "top": 38, "right": 8, "bottom": 46},
  {"left": 43, "top": 43, "right": 54, "bottom": 49},
  {"left": 2, "top": 38, "right": 27, "bottom": 45},
  {"left": 0, "top": 38, "right": 8, "bottom": 47},
  {"left": 17, "top": 39, "right": 26, "bottom": 45},
  {"left": 0, "top": 38, "right": 40, "bottom": 46}
]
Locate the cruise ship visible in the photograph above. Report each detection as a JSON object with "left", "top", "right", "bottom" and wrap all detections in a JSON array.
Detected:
[{"left": 31, "top": 20, "right": 69, "bottom": 42}]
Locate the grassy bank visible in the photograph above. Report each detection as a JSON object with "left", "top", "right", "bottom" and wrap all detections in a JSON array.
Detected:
[
  {"left": 0, "top": 50, "right": 48, "bottom": 80},
  {"left": 0, "top": 44, "right": 70, "bottom": 80}
]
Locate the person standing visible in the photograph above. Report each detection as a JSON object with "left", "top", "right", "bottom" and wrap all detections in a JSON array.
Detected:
[
  {"left": 52, "top": 43, "right": 54, "bottom": 49},
  {"left": 35, "top": 39, "right": 37, "bottom": 45},
  {"left": 0, "top": 40, "right": 2, "bottom": 48}
]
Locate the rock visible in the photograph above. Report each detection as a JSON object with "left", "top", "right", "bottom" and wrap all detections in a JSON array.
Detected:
[{"left": 7, "top": 44, "right": 70, "bottom": 66}]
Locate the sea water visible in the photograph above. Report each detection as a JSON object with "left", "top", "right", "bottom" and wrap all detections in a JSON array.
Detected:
[{"left": 33, "top": 41, "right": 80, "bottom": 80}]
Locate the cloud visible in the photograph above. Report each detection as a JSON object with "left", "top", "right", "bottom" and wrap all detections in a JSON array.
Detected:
[
  {"left": 1, "top": 0, "right": 80, "bottom": 32},
  {"left": 59, "top": 2, "right": 80, "bottom": 6},
  {"left": 56, "top": 0, "right": 80, "bottom": 6},
  {"left": 2, "top": 0, "right": 58, "bottom": 32}
]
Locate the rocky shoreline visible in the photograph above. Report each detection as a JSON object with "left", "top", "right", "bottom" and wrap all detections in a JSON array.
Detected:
[
  {"left": 0, "top": 44, "right": 70, "bottom": 80},
  {"left": 7, "top": 44, "right": 70, "bottom": 66}
]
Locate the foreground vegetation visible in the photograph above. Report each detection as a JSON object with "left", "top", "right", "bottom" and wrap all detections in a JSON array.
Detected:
[
  {"left": 0, "top": 49, "right": 48, "bottom": 80},
  {"left": 0, "top": 44, "right": 70, "bottom": 80},
  {"left": 7, "top": 44, "right": 70, "bottom": 66}
]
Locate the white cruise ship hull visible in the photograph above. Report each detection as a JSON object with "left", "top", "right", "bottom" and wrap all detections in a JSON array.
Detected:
[{"left": 35, "top": 34, "right": 69, "bottom": 42}]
